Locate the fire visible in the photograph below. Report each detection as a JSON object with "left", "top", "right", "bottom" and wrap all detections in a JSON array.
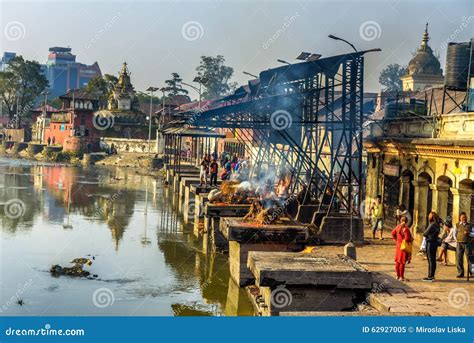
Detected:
[{"left": 243, "top": 199, "right": 288, "bottom": 225}]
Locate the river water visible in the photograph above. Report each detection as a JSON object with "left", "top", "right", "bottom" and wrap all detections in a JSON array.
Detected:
[{"left": 0, "top": 157, "right": 252, "bottom": 316}]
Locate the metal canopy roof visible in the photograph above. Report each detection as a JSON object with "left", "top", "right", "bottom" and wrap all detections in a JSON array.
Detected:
[{"left": 162, "top": 125, "right": 225, "bottom": 138}]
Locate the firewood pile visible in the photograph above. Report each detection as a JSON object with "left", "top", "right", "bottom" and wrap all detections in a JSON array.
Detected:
[
  {"left": 208, "top": 181, "right": 256, "bottom": 204},
  {"left": 243, "top": 199, "right": 288, "bottom": 225}
]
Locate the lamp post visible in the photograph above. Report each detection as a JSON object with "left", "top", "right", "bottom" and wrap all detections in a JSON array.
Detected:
[
  {"left": 328, "top": 34, "right": 358, "bottom": 52},
  {"left": 277, "top": 59, "right": 291, "bottom": 65},
  {"left": 183, "top": 76, "right": 207, "bottom": 111},
  {"left": 327, "top": 35, "right": 358, "bottom": 259},
  {"left": 41, "top": 90, "right": 49, "bottom": 144},
  {"left": 243, "top": 71, "right": 258, "bottom": 79},
  {"left": 146, "top": 86, "right": 159, "bottom": 156}
]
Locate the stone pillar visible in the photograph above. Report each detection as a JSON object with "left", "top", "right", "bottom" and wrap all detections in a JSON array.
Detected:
[
  {"left": 451, "top": 188, "right": 472, "bottom": 224},
  {"left": 412, "top": 180, "right": 430, "bottom": 233},
  {"left": 429, "top": 184, "right": 438, "bottom": 214},
  {"left": 400, "top": 177, "right": 412, "bottom": 208}
]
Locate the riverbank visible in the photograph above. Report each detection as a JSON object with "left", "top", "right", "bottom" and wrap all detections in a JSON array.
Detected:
[{"left": 0, "top": 144, "right": 164, "bottom": 177}]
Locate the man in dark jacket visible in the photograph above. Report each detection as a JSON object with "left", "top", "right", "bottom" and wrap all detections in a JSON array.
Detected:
[
  {"left": 422, "top": 211, "right": 440, "bottom": 282},
  {"left": 455, "top": 212, "right": 473, "bottom": 278}
]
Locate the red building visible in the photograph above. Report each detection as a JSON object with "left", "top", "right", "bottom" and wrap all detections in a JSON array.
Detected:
[{"left": 44, "top": 89, "right": 103, "bottom": 152}]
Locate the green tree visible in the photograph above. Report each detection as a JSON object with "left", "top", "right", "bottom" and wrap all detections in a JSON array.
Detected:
[
  {"left": 85, "top": 74, "right": 118, "bottom": 100},
  {"left": 195, "top": 55, "right": 237, "bottom": 99},
  {"left": 164, "top": 73, "right": 188, "bottom": 97},
  {"left": 379, "top": 64, "right": 407, "bottom": 92},
  {"left": 0, "top": 56, "right": 48, "bottom": 126}
]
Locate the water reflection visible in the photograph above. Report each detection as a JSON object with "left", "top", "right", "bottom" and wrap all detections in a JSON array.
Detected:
[{"left": 0, "top": 157, "right": 252, "bottom": 316}]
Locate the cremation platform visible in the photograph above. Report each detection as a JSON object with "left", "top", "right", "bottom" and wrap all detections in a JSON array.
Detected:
[
  {"left": 246, "top": 251, "right": 372, "bottom": 316},
  {"left": 203, "top": 203, "right": 252, "bottom": 253},
  {"left": 221, "top": 218, "right": 308, "bottom": 286}
]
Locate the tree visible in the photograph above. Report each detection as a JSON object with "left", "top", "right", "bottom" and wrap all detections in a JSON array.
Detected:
[
  {"left": 379, "top": 64, "right": 407, "bottom": 92},
  {"left": 85, "top": 74, "right": 118, "bottom": 100},
  {"left": 195, "top": 55, "right": 237, "bottom": 99},
  {"left": 0, "top": 56, "right": 48, "bottom": 127},
  {"left": 164, "top": 73, "right": 188, "bottom": 97}
]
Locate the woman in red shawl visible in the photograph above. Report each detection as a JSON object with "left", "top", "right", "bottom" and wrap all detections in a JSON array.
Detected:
[{"left": 391, "top": 216, "right": 413, "bottom": 281}]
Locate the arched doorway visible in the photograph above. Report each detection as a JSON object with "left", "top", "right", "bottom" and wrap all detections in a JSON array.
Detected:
[
  {"left": 436, "top": 176, "right": 453, "bottom": 220},
  {"left": 459, "top": 179, "right": 474, "bottom": 224}
]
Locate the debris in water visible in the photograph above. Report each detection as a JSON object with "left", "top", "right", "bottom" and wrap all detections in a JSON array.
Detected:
[{"left": 50, "top": 257, "right": 94, "bottom": 277}]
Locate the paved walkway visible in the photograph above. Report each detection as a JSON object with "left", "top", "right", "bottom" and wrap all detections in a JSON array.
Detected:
[{"left": 318, "top": 230, "right": 473, "bottom": 316}]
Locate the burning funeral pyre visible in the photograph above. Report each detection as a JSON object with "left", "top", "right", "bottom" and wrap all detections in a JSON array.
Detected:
[{"left": 208, "top": 177, "right": 293, "bottom": 225}]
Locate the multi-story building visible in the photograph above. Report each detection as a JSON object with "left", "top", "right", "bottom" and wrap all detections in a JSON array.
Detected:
[
  {"left": 0, "top": 52, "right": 16, "bottom": 71},
  {"left": 0, "top": 48, "right": 101, "bottom": 98},
  {"left": 44, "top": 47, "right": 101, "bottom": 98}
]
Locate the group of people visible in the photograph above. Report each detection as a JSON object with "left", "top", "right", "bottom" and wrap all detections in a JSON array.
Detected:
[
  {"left": 370, "top": 195, "right": 473, "bottom": 282},
  {"left": 199, "top": 154, "right": 219, "bottom": 186},
  {"left": 46, "top": 136, "right": 56, "bottom": 145},
  {"left": 199, "top": 152, "right": 250, "bottom": 186}
]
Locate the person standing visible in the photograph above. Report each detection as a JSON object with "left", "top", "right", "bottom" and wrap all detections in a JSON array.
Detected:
[
  {"left": 199, "top": 156, "right": 209, "bottom": 186},
  {"left": 370, "top": 195, "right": 384, "bottom": 240},
  {"left": 209, "top": 158, "right": 218, "bottom": 187},
  {"left": 391, "top": 216, "right": 413, "bottom": 281},
  {"left": 47, "top": 137, "right": 51, "bottom": 146},
  {"left": 423, "top": 211, "right": 440, "bottom": 282},
  {"left": 396, "top": 204, "right": 412, "bottom": 227},
  {"left": 454, "top": 212, "right": 473, "bottom": 278},
  {"left": 437, "top": 218, "right": 456, "bottom": 266}
]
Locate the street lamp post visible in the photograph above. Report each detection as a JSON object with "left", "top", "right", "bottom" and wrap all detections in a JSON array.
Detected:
[
  {"left": 146, "top": 86, "right": 159, "bottom": 156},
  {"left": 183, "top": 76, "right": 208, "bottom": 111},
  {"left": 277, "top": 59, "right": 291, "bottom": 65},
  {"left": 328, "top": 34, "right": 358, "bottom": 52},
  {"left": 41, "top": 90, "right": 49, "bottom": 144},
  {"left": 327, "top": 35, "right": 358, "bottom": 259},
  {"left": 243, "top": 71, "right": 258, "bottom": 79}
]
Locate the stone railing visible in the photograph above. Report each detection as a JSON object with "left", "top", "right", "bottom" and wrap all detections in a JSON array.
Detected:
[
  {"left": 438, "top": 112, "right": 474, "bottom": 139},
  {"left": 369, "top": 112, "right": 474, "bottom": 140},
  {"left": 369, "top": 116, "right": 435, "bottom": 138}
]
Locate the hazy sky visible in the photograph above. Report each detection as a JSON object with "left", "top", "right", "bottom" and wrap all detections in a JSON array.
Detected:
[{"left": 1, "top": 0, "right": 473, "bottom": 96}]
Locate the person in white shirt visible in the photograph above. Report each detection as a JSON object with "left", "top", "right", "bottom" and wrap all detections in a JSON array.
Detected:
[
  {"left": 396, "top": 204, "right": 412, "bottom": 227},
  {"left": 436, "top": 219, "right": 456, "bottom": 265}
]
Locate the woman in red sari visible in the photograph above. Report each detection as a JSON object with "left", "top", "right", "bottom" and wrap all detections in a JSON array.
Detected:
[{"left": 391, "top": 216, "right": 413, "bottom": 281}]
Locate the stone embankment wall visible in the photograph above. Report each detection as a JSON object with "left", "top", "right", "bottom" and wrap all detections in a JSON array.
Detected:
[{"left": 103, "top": 138, "right": 157, "bottom": 154}]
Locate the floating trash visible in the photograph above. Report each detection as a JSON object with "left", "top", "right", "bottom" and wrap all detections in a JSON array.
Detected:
[{"left": 50, "top": 257, "right": 95, "bottom": 278}]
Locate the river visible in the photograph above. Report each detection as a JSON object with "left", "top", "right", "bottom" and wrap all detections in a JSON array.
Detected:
[{"left": 0, "top": 157, "right": 253, "bottom": 316}]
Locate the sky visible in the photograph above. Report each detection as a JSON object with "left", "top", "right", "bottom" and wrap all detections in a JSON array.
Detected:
[{"left": 0, "top": 0, "right": 473, "bottom": 96}]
